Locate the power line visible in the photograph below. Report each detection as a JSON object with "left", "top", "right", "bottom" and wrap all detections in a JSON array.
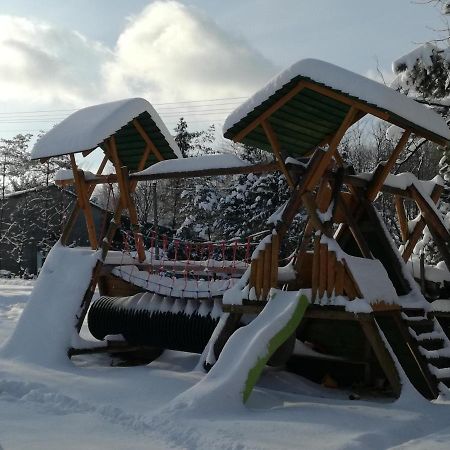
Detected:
[{"left": 0, "top": 95, "right": 248, "bottom": 116}]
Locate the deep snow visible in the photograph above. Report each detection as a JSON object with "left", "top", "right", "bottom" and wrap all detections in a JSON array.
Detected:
[{"left": 2, "top": 276, "right": 450, "bottom": 448}]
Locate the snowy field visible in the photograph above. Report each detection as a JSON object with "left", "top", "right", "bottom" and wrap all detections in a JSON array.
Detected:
[{"left": 2, "top": 278, "right": 450, "bottom": 449}]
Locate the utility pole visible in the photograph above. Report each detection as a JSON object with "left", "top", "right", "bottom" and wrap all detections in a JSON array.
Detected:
[{"left": 152, "top": 181, "right": 159, "bottom": 260}]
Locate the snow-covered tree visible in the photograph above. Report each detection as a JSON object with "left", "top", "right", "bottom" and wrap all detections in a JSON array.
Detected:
[
  {"left": 392, "top": 2, "right": 450, "bottom": 213},
  {"left": 387, "top": 1, "right": 450, "bottom": 265}
]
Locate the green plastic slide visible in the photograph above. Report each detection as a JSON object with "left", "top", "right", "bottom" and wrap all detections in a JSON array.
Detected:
[{"left": 243, "top": 293, "right": 309, "bottom": 403}]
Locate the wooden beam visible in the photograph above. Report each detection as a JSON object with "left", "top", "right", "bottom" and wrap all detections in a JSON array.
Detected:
[
  {"left": 261, "top": 119, "right": 295, "bottom": 188},
  {"left": 395, "top": 195, "right": 409, "bottom": 244},
  {"left": 359, "top": 318, "right": 402, "bottom": 398},
  {"left": 133, "top": 119, "right": 165, "bottom": 162},
  {"left": 81, "top": 148, "right": 95, "bottom": 158},
  {"left": 305, "top": 106, "right": 359, "bottom": 193},
  {"left": 249, "top": 259, "right": 257, "bottom": 298},
  {"left": 301, "top": 192, "right": 333, "bottom": 237},
  {"left": 77, "top": 170, "right": 98, "bottom": 250},
  {"left": 271, "top": 234, "right": 279, "bottom": 288},
  {"left": 55, "top": 161, "right": 282, "bottom": 187},
  {"left": 296, "top": 178, "right": 331, "bottom": 266},
  {"left": 318, "top": 243, "right": 327, "bottom": 299},
  {"left": 335, "top": 260, "right": 345, "bottom": 296},
  {"left": 304, "top": 81, "right": 447, "bottom": 147},
  {"left": 61, "top": 154, "right": 109, "bottom": 246},
  {"left": 327, "top": 251, "right": 336, "bottom": 297},
  {"left": 366, "top": 130, "right": 411, "bottom": 201},
  {"left": 130, "top": 162, "right": 280, "bottom": 182},
  {"left": 108, "top": 136, "right": 128, "bottom": 209},
  {"left": 335, "top": 193, "right": 372, "bottom": 259},
  {"left": 69, "top": 155, "right": 98, "bottom": 249},
  {"left": 402, "top": 184, "right": 443, "bottom": 261},
  {"left": 276, "top": 104, "right": 357, "bottom": 241},
  {"left": 409, "top": 184, "right": 450, "bottom": 270},
  {"left": 232, "top": 80, "right": 308, "bottom": 142},
  {"left": 263, "top": 243, "right": 272, "bottom": 299},
  {"left": 255, "top": 252, "right": 264, "bottom": 299},
  {"left": 334, "top": 173, "right": 441, "bottom": 200},
  {"left": 121, "top": 167, "right": 146, "bottom": 262},
  {"left": 311, "top": 237, "right": 320, "bottom": 302}
]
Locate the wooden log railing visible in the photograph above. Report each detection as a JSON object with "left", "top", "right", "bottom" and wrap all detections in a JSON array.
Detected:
[
  {"left": 311, "top": 238, "right": 362, "bottom": 302},
  {"left": 249, "top": 233, "right": 279, "bottom": 300}
]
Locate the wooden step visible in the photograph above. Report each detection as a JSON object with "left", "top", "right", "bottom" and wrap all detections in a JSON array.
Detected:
[
  {"left": 419, "top": 338, "right": 446, "bottom": 351},
  {"left": 402, "top": 308, "right": 427, "bottom": 318},
  {"left": 426, "top": 356, "right": 450, "bottom": 369},
  {"left": 407, "top": 319, "right": 435, "bottom": 335},
  {"left": 436, "top": 377, "right": 450, "bottom": 388}
]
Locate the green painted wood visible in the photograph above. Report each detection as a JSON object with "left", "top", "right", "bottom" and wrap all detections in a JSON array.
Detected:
[
  {"left": 242, "top": 294, "right": 309, "bottom": 403},
  {"left": 105, "top": 111, "right": 178, "bottom": 171},
  {"left": 224, "top": 73, "right": 447, "bottom": 158}
]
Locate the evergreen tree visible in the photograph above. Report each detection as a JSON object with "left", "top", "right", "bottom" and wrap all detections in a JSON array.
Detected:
[{"left": 392, "top": 3, "right": 450, "bottom": 212}]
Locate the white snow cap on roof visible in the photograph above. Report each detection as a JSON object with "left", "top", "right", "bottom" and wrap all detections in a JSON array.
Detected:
[
  {"left": 223, "top": 58, "right": 450, "bottom": 142},
  {"left": 31, "top": 97, "right": 181, "bottom": 160},
  {"left": 132, "top": 153, "right": 250, "bottom": 177}
]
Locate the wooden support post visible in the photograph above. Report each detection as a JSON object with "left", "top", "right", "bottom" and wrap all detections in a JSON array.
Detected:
[
  {"left": 61, "top": 154, "right": 108, "bottom": 246},
  {"left": 366, "top": 130, "right": 411, "bottom": 201},
  {"left": 75, "top": 137, "right": 153, "bottom": 331},
  {"left": 261, "top": 119, "right": 295, "bottom": 188},
  {"left": 336, "top": 192, "right": 372, "bottom": 258},
  {"left": 402, "top": 185, "right": 443, "bottom": 261},
  {"left": 108, "top": 137, "right": 128, "bottom": 209},
  {"left": 359, "top": 318, "right": 402, "bottom": 398},
  {"left": 70, "top": 155, "right": 98, "bottom": 250},
  {"left": 306, "top": 107, "right": 359, "bottom": 193},
  {"left": 255, "top": 252, "right": 264, "bottom": 300},
  {"left": 395, "top": 195, "right": 409, "bottom": 244},
  {"left": 311, "top": 236, "right": 320, "bottom": 302},
  {"left": 301, "top": 192, "right": 333, "bottom": 238},
  {"left": 276, "top": 106, "right": 357, "bottom": 242},
  {"left": 121, "top": 167, "right": 146, "bottom": 262},
  {"left": 335, "top": 260, "right": 345, "bottom": 296},
  {"left": 263, "top": 243, "right": 272, "bottom": 299},
  {"left": 318, "top": 243, "right": 327, "bottom": 299},
  {"left": 327, "top": 251, "right": 336, "bottom": 297},
  {"left": 409, "top": 184, "right": 450, "bottom": 271},
  {"left": 296, "top": 179, "right": 331, "bottom": 269},
  {"left": 276, "top": 149, "right": 326, "bottom": 240},
  {"left": 420, "top": 252, "right": 426, "bottom": 294},
  {"left": 271, "top": 234, "right": 279, "bottom": 288},
  {"left": 250, "top": 259, "right": 257, "bottom": 294}
]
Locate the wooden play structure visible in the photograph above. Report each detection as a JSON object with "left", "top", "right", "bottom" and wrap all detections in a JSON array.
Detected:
[{"left": 31, "top": 59, "right": 450, "bottom": 400}]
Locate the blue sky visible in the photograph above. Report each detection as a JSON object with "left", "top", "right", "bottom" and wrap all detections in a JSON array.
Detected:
[{"left": 0, "top": 0, "right": 446, "bottom": 136}]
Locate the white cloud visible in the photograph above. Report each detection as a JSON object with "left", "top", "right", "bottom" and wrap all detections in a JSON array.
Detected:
[
  {"left": 0, "top": 16, "right": 111, "bottom": 107},
  {"left": 103, "top": 1, "right": 276, "bottom": 102},
  {"left": 0, "top": 2, "right": 277, "bottom": 115}
]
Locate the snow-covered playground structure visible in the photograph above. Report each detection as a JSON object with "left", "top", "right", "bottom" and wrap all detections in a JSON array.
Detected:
[{"left": 11, "top": 58, "right": 450, "bottom": 402}]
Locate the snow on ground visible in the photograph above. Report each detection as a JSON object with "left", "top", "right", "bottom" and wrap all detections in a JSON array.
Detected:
[{"left": 2, "top": 276, "right": 450, "bottom": 448}]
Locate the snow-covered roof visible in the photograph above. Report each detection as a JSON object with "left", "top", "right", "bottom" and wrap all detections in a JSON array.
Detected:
[
  {"left": 224, "top": 59, "right": 450, "bottom": 152},
  {"left": 31, "top": 98, "right": 181, "bottom": 163}
]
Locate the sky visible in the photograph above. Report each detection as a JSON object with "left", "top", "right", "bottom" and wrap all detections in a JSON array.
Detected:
[{"left": 0, "top": 0, "right": 447, "bottom": 138}]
